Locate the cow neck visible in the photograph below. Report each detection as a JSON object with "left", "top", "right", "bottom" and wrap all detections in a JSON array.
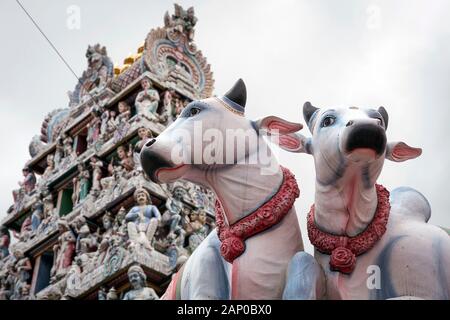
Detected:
[
  {"left": 314, "top": 167, "right": 380, "bottom": 237},
  {"left": 307, "top": 184, "right": 391, "bottom": 274},
  {"left": 214, "top": 166, "right": 300, "bottom": 263},
  {"left": 205, "top": 164, "right": 284, "bottom": 225}
]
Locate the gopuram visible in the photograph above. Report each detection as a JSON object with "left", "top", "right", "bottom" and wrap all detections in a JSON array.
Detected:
[{"left": 0, "top": 4, "right": 215, "bottom": 300}]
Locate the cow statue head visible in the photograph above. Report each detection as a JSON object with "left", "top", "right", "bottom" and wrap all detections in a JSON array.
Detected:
[
  {"left": 280, "top": 102, "right": 422, "bottom": 186},
  {"left": 140, "top": 79, "right": 303, "bottom": 184}
]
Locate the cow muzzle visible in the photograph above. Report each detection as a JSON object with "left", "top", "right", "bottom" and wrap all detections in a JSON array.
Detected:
[
  {"left": 341, "top": 119, "right": 387, "bottom": 163},
  {"left": 140, "top": 138, "right": 187, "bottom": 183}
]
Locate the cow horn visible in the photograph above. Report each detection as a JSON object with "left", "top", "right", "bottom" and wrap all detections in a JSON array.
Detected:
[
  {"left": 303, "top": 102, "right": 319, "bottom": 128},
  {"left": 378, "top": 106, "right": 389, "bottom": 130},
  {"left": 224, "top": 79, "right": 247, "bottom": 109}
]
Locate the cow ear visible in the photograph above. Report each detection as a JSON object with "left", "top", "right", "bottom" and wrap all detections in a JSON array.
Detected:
[
  {"left": 277, "top": 133, "right": 312, "bottom": 154},
  {"left": 386, "top": 141, "right": 422, "bottom": 162},
  {"left": 255, "top": 116, "right": 303, "bottom": 135}
]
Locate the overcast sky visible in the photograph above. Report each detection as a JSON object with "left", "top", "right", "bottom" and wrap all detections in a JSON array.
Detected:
[{"left": 1, "top": 0, "right": 449, "bottom": 253}]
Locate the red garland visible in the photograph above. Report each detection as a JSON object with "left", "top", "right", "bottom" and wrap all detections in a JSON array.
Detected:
[
  {"left": 215, "top": 166, "right": 300, "bottom": 263},
  {"left": 307, "top": 184, "right": 391, "bottom": 274}
]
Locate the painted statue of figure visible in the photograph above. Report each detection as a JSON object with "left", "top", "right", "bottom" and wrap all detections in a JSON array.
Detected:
[
  {"left": 30, "top": 201, "right": 44, "bottom": 233},
  {"left": 13, "top": 249, "right": 32, "bottom": 284},
  {"left": 102, "top": 212, "right": 114, "bottom": 238},
  {"left": 188, "top": 210, "right": 209, "bottom": 253},
  {"left": 166, "top": 229, "right": 187, "bottom": 270},
  {"left": 62, "top": 133, "right": 75, "bottom": 159},
  {"left": 162, "top": 186, "right": 185, "bottom": 237},
  {"left": 107, "top": 287, "right": 118, "bottom": 300},
  {"left": 113, "top": 207, "right": 128, "bottom": 243},
  {"left": 117, "top": 145, "right": 134, "bottom": 174},
  {"left": 100, "top": 109, "right": 111, "bottom": 139},
  {"left": 135, "top": 78, "right": 160, "bottom": 122},
  {"left": 42, "top": 154, "right": 55, "bottom": 181},
  {"left": 72, "top": 162, "right": 91, "bottom": 205},
  {"left": 161, "top": 89, "right": 175, "bottom": 124},
  {"left": 51, "top": 220, "right": 76, "bottom": 282},
  {"left": 9, "top": 249, "right": 32, "bottom": 300},
  {"left": 98, "top": 287, "right": 107, "bottom": 300},
  {"left": 0, "top": 227, "right": 10, "bottom": 259},
  {"left": 13, "top": 167, "right": 36, "bottom": 204},
  {"left": 133, "top": 127, "right": 153, "bottom": 174},
  {"left": 106, "top": 110, "right": 117, "bottom": 136},
  {"left": 125, "top": 188, "right": 161, "bottom": 251},
  {"left": 17, "top": 216, "right": 32, "bottom": 242},
  {"left": 122, "top": 265, "right": 159, "bottom": 300},
  {"left": 75, "top": 224, "right": 97, "bottom": 271},
  {"left": 54, "top": 138, "right": 64, "bottom": 168},
  {"left": 87, "top": 112, "right": 101, "bottom": 147},
  {"left": 113, "top": 101, "right": 131, "bottom": 142},
  {"left": 174, "top": 97, "right": 184, "bottom": 117},
  {"left": 90, "top": 156, "right": 103, "bottom": 192},
  {"left": 36, "top": 192, "right": 57, "bottom": 235}
]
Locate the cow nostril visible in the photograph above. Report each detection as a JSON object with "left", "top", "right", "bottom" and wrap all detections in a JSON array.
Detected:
[
  {"left": 145, "top": 138, "right": 156, "bottom": 147},
  {"left": 346, "top": 121, "right": 354, "bottom": 127}
]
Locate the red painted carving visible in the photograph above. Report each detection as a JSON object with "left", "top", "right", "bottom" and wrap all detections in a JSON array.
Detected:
[
  {"left": 307, "top": 184, "right": 391, "bottom": 274},
  {"left": 215, "top": 166, "right": 300, "bottom": 263}
]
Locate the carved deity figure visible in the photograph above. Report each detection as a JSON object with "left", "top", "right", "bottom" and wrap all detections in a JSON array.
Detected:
[
  {"left": 135, "top": 78, "right": 160, "bottom": 122},
  {"left": 62, "top": 133, "right": 76, "bottom": 159},
  {"left": 100, "top": 109, "right": 111, "bottom": 140},
  {"left": 125, "top": 188, "right": 161, "bottom": 251},
  {"left": 17, "top": 216, "right": 32, "bottom": 242},
  {"left": 13, "top": 167, "right": 36, "bottom": 205},
  {"left": 0, "top": 227, "right": 10, "bottom": 259},
  {"left": 87, "top": 112, "right": 101, "bottom": 147},
  {"left": 162, "top": 186, "right": 185, "bottom": 237},
  {"left": 122, "top": 265, "right": 159, "bottom": 300},
  {"left": 30, "top": 200, "right": 44, "bottom": 233},
  {"left": 113, "top": 102, "right": 131, "bottom": 142},
  {"left": 36, "top": 192, "right": 58, "bottom": 235},
  {"left": 117, "top": 145, "right": 135, "bottom": 174},
  {"left": 75, "top": 224, "right": 97, "bottom": 271},
  {"left": 9, "top": 249, "right": 32, "bottom": 300},
  {"left": 166, "top": 229, "right": 187, "bottom": 270},
  {"left": 90, "top": 156, "right": 103, "bottom": 192},
  {"left": 164, "top": 4, "right": 198, "bottom": 43},
  {"left": 54, "top": 137, "right": 64, "bottom": 167},
  {"left": 102, "top": 212, "right": 114, "bottom": 238},
  {"left": 51, "top": 220, "right": 76, "bottom": 282},
  {"left": 77, "top": 44, "right": 113, "bottom": 100},
  {"left": 42, "top": 154, "right": 55, "bottom": 181},
  {"left": 161, "top": 89, "right": 176, "bottom": 124},
  {"left": 133, "top": 127, "right": 153, "bottom": 174},
  {"left": 113, "top": 207, "right": 128, "bottom": 242},
  {"left": 107, "top": 287, "right": 118, "bottom": 300},
  {"left": 13, "top": 249, "right": 32, "bottom": 284},
  {"left": 174, "top": 97, "right": 185, "bottom": 117},
  {"left": 188, "top": 210, "right": 209, "bottom": 253},
  {"left": 72, "top": 162, "right": 91, "bottom": 205}
]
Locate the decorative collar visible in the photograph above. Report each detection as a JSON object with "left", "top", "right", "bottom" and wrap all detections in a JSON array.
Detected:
[
  {"left": 215, "top": 166, "right": 299, "bottom": 263},
  {"left": 307, "top": 184, "right": 391, "bottom": 274}
]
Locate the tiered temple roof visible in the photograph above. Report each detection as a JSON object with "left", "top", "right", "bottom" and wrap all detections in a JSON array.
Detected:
[{"left": 0, "top": 4, "right": 215, "bottom": 300}]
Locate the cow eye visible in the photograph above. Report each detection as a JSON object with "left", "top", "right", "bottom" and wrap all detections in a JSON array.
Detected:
[
  {"left": 189, "top": 107, "right": 201, "bottom": 117},
  {"left": 321, "top": 116, "right": 336, "bottom": 127}
]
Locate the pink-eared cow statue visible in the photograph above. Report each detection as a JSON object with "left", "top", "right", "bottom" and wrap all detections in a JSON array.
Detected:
[
  {"left": 282, "top": 103, "right": 450, "bottom": 299},
  {"left": 140, "top": 80, "right": 305, "bottom": 299}
]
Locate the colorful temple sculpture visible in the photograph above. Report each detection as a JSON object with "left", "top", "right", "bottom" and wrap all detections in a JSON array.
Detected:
[{"left": 0, "top": 4, "right": 216, "bottom": 300}]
